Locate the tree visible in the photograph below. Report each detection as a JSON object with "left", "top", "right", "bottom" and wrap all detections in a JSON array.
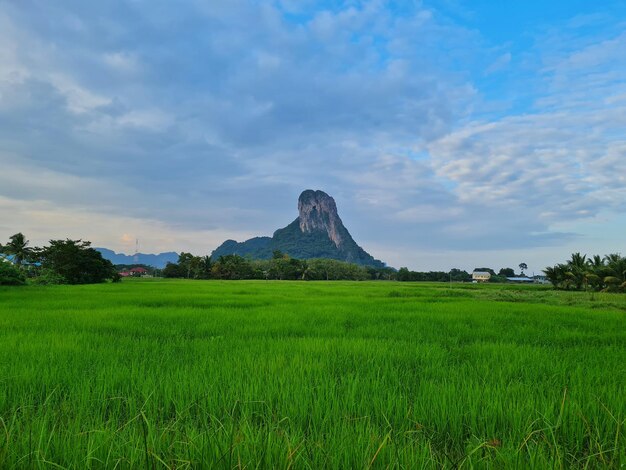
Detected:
[
  {"left": 1, "top": 233, "right": 33, "bottom": 267},
  {"left": 211, "top": 255, "right": 256, "bottom": 280},
  {"left": 200, "top": 256, "right": 213, "bottom": 279},
  {"left": 544, "top": 264, "right": 567, "bottom": 289},
  {"left": 303, "top": 258, "right": 368, "bottom": 281},
  {"left": 498, "top": 267, "right": 515, "bottom": 277},
  {"left": 518, "top": 263, "right": 528, "bottom": 275},
  {"left": 544, "top": 252, "right": 626, "bottom": 293},
  {"left": 449, "top": 268, "right": 471, "bottom": 282},
  {"left": 264, "top": 251, "right": 306, "bottom": 280},
  {"left": 565, "top": 253, "right": 588, "bottom": 290},
  {"left": 176, "top": 252, "right": 196, "bottom": 279},
  {"left": 39, "top": 239, "right": 117, "bottom": 284},
  {"left": 163, "top": 262, "right": 184, "bottom": 278},
  {"left": 397, "top": 267, "right": 411, "bottom": 282},
  {"left": 602, "top": 253, "right": 626, "bottom": 293}
]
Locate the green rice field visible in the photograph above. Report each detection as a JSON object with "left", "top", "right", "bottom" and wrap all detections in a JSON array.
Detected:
[{"left": 0, "top": 280, "right": 625, "bottom": 468}]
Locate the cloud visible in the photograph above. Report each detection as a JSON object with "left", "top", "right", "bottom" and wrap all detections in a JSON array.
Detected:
[
  {"left": 0, "top": 196, "right": 254, "bottom": 255},
  {"left": 428, "top": 22, "right": 626, "bottom": 232},
  {"left": 0, "top": 1, "right": 624, "bottom": 270},
  {"left": 0, "top": 2, "right": 472, "bottom": 228}
]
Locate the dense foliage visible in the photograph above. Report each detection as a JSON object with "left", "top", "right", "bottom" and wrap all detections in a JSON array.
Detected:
[
  {"left": 1, "top": 233, "right": 119, "bottom": 285},
  {"left": 0, "top": 261, "right": 26, "bottom": 285},
  {"left": 544, "top": 252, "right": 626, "bottom": 292},
  {"left": 38, "top": 239, "right": 118, "bottom": 284},
  {"left": 396, "top": 266, "right": 520, "bottom": 283},
  {"left": 163, "top": 252, "right": 526, "bottom": 283},
  {"left": 397, "top": 267, "right": 472, "bottom": 282},
  {"left": 163, "top": 251, "right": 374, "bottom": 281}
]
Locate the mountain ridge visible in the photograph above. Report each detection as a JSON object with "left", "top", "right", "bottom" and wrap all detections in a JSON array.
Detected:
[{"left": 95, "top": 248, "right": 179, "bottom": 269}]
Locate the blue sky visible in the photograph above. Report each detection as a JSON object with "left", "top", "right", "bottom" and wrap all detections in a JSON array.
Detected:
[{"left": 1, "top": 0, "right": 625, "bottom": 272}]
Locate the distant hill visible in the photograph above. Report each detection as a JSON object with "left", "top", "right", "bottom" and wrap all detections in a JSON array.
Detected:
[
  {"left": 95, "top": 248, "right": 178, "bottom": 269},
  {"left": 212, "top": 190, "right": 385, "bottom": 268}
]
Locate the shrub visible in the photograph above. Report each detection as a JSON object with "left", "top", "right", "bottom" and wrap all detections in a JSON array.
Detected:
[
  {"left": 0, "top": 262, "right": 26, "bottom": 285},
  {"left": 30, "top": 269, "right": 67, "bottom": 285}
]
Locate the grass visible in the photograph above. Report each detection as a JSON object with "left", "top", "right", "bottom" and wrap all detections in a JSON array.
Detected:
[{"left": 0, "top": 279, "right": 624, "bottom": 468}]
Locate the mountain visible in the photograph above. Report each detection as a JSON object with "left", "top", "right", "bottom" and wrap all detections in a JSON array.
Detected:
[
  {"left": 95, "top": 248, "right": 179, "bottom": 269},
  {"left": 212, "top": 190, "right": 385, "bottom": 268}
]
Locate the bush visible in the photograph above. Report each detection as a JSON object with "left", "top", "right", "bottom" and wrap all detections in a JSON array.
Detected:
[
  {"left": 0, "top": 262, "right": 26, "bottom": 285},
  {"left": 30, "top": 269, "right": 67, "bottom": 285}
]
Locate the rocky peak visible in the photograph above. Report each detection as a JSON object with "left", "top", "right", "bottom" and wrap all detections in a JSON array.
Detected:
[
  {"left": 298, "top": 190, "right": 346, "bottom": 248},
  {"left": 212, "top": 189, "right": 385, "bottom": 268}
]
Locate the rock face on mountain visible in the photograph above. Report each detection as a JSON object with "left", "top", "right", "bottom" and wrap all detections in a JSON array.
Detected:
[
  {"left": 212, "top": 190, "right": 385, "bottom": 268},
  {"left": 298, "top": 190, "right": 347, "bottom": 248}
]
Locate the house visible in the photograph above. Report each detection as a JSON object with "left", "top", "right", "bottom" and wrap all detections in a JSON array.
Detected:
[
  {"left": 129, "top": 267, "right": 148, "bottom": 277},
  {"left": 0, "top": 254, "right": 16, "bottom": 264},
  {"left": 472, "top": 271, "right": 491, "bottom": 282}
]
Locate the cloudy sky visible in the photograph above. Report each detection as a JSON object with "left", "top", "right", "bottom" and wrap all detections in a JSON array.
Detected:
[{"left": 1, "top": 0, "right": 625, "bottom": 272}]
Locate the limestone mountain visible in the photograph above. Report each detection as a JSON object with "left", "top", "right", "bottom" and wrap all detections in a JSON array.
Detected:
[{"left": 212, "top": 190, "right": 385, "bottom": 268}]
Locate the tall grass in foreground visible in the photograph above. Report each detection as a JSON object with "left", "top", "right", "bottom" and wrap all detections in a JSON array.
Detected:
[{"left": 0, "top": 280, "right": 624, "bottom": 468}]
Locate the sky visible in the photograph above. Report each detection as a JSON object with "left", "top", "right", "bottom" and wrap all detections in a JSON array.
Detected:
[{"left": 1, "top": 0, "right": 625, "bottom": 273}]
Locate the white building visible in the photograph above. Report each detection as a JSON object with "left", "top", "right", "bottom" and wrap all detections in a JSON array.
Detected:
[{"left": 472, "top": 271, "right": 491, "bottom": 282}]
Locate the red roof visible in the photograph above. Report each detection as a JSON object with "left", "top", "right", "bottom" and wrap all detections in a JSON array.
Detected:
[{"left": 130, "top": 267, "right": 148, "bottom": 273}]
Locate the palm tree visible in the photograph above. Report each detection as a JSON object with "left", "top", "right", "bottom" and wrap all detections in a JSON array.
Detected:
[
  {"left": 544, "top": 264, "right": 568, "bottom": 289},
  {"left": 586, "top": 255, "right": 605, "bottom": 291},
  {"left": 602, "top": 253, "right": 626, "bottom": 292},
  {"left": 201, "top": 255, "right": 213, "bottom": 279},
  {"left": 2, "top": 233, "right": 33, "bottom": 267},
  {"left": 563, "top": 253, "right": 584, "bottom": 290}
]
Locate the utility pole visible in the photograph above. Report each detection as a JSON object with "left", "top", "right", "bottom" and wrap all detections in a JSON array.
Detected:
[{"left": 133, "top": 239, "right": 139, "bottom": 263}]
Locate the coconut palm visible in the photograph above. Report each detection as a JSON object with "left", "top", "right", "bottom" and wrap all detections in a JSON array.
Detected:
[
  {"left": 544, "top": 264, "right": 568, "bottom": 289},
  {"left": 602, "top": 253, "right": 626, "bottom": 292},
  {"left": 2, "top": 233, "right": 33, "bottom": 267},
  {"left": 587, "top": 255, "right": 605, "bottom": 290},
  {"left": 564, "top": 252, "right": 589, "bottom": 290}
]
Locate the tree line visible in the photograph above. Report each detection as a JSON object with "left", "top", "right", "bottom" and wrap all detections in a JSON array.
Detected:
[
  {"left": 164, "top": 252, "right": 526, "bottom": 283},
  {"left": 544, "top": 253, "right": 626, "bottom": 292},
  {"left": 0, "top": 233, "right": 118, "bottom": 285},
  {"left": 396, "top": 266, "right": 528, "bottom": 283},
  {"left": 11, "top": 231, "right": 620, "bottom": 291},
  {"left": 2, "top": 231, "right": 545, "bottom": 286},
  {"left": 162, "top": 251, "right": 396, "bottom": 281}
]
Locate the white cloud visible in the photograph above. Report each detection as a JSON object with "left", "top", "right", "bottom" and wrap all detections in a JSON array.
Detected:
[
  {"left": 0, "top": 2, "right": 624, "bottom": 269},
  {"left": 428, "top": 24, "right": 626, "bottom": 232}
]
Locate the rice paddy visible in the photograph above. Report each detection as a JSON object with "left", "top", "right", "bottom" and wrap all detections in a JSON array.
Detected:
[{"left": 0, "top": 280, "right": 624, "bottom": 468}]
